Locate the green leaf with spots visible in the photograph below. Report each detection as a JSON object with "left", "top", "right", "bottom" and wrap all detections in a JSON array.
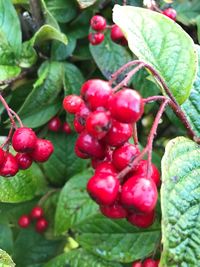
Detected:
[
  {"left": 160, "top": 137, "right": 200, "bottom": 266},
  {"left": 0, "top": 249, "right": 15, "bottom": 267},
  {"left": 113, "top": 5, "right": 198, "bottom": 104}
]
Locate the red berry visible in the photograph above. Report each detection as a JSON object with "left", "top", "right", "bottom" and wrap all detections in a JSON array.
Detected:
[
  {"left": 162, "top": 8, "right": 176, "bottom": 21},
  {"left": 63, "top": 95, "right": 83, "bottom": 114},
  {"left": 75, "top": 131, "right": 105, "bottom": 159},
  {"left": 112, "top": 143, "right": 140, "bottom": 171},
  {"left": 103, "top": 120, "right": 133, "bottom": 147},
  {"left": 30, "top": 206, "right": 44, "bottom": 219},
  {"left": 30, "top": 139, "right": 54, "bottom": 162},
  {"left": 86, "top": 111, "right": 112, "bottom": 139},
  {"left": 15, "top": 153, "right": 32, "bottom": 170},
  {"left": 81, "top": 79, "right": 112, "bottom": 110},
  {"left": 95, "top": 161, "right": 117, "bottom": 175},
  {"left": 0, "top": 153, "right": 19, "bottom": 177},
  {"left": 35, "top": 218, "right": 48, "bottom": 233},
  {"left": 18, "top": 215, "right": 30, "bottom": 228},
  {"left": 127, "top": 209, "right": 155, "bottom": 228},
  {"left": 90, "top": 15, "right": 106, "bottom": 31},
  {"left": 120, "top": 175, "right": 158, "bottom": 213},
  {"left": 74, "top": 116, "right": 85, "bottom": 133},
  {"left": 132, "top": 261, "right": 142, "bottom": 267},
  {"left": 110, "top": 24, "right": 128, "bottom": 46},
  {"left": 62, "top": 122, "right": 71, "bottom": 134},
  {"left": 75, "top": 103, "right": 91, "bottom": 128},
  {"left": 87, "top": 173, "right": 120, "bottom": 205},
  {"left": 100, "top": 202, "right": 127, "bottom": 219},
  {"left": 0, "top": 148, "right": 5, "bottom": 167},
  {"left": 12, "top": 127, "right": 37, "bottom": 153},
  {"left": 48, "top": 117, "right": 62, "bottom": 132},
  {"left": 88, "top": 32, "right": 104, "bottom": 45},
  {"left": 143, "top": 258, "right": 159, "bottom": 267},
  {"left": 109, "top": 89, "right": 144, "bottom": 123},
  {"left": 74, "top": 143, "right": 90, "bottom": 159}
]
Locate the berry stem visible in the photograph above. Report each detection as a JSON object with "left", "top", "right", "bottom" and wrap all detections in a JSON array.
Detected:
[
  {"left": 132, "top": 123, "right": 139, "bottom": 146},
  {"left": 0, "top": 95, "right": 16, "bottom": 127},
  {"left": 1, "top": 124, "right": 15, "bottom": 149},
  {"left": 9, "top": 109, "right": 24, "bottom": 128},
  {"left": 123, "top": 0, "right": 127, "bottom": 5}
]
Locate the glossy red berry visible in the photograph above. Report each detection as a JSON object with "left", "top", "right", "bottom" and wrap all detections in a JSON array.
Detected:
[
  {"left": 74, "top": 116, "right": 85, "bottom": 133},
  {"left": 127, "top": 209, "right": 155, "bottom": 228},
  {"left": 0, "top": 148, "right": 5, "bottom": 167},
  {"left": 103, "top": 120, "right": 133, "bottom": 147},
  {"left": 63, "top": 95, "right": 83, "bottom": 114},
  {"left": 88, "top": 32, "right": 104, "bottom": 45},
  {"left": 62, "top": 122, "right": 71, "bottom": 134},
  {"left": 112, "top": 143, "right": 140, "bottom": 171},
  {"left": 75, "top": 103, "right": 91, "bottom": 128},
  {"left": 143, "top": 258, "right": 159, "bottom": 267},
  {"left": 74, "top": 143, "right": 90, "bottom": 159},
  {"left": 15, "top": 153, "right": 32, "bottom": 170},
  {"left": 30, "top": 206, "right": 44, "bottom": 219},
  {"left": 48, "top": 117, "right": 62, "bottom": 132},
  {"left": 0, "top": 153, "right": 19, "bottom": 177},
  {"left": 81, "top": 79, "right": 112, "bottom": 110},
  {"left": 18, "top": 215, "right": 30, "bottom": 228},
  {"left": 95, "top": 161, "right": 117, "bottom": 175},
  {"left": 110, "top": 24, "right": 128, "bottom": 46},
  {"left": 75, "top": 131, "right": 105, "bottom": 159},
  {"left": 90, "top": 15, "right": 106, "bottom": 31},
  {"left": 87, "top": 173, "right": 120, "bottom": 205},
  {"left": 100, "top": 202, "right": 127, "bottom": 219},
  {"left": 86, "top": 111, "right": 112, "bottom": 139},
  {"left": 132, "top": 261, "right": 142, "bottom": 267},
  {"left": 30, "top": 139, "right": 54, "bottom": 162},
  {"left": 109, "top": 89, "right": 144, "bottom": 123},
  {"left": 35, "top": 218, "right": 48, "bottom": 233},
  {"left": 121, "top": 175, "right": 158, "bottom": 213},
  {"left": 12, "top": 127, "right": 37, "bottom": 153},
  {"left": 162, "top": 8, "right": 177, "bottom": 21}
]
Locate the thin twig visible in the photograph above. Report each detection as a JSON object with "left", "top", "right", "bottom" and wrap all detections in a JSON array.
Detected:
[{"left": 9, "top": 109, "right": 24, "bottom": 128}]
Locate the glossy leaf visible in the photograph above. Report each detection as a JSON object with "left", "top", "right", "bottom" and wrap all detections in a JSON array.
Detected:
[
  {"left": 51, "top": 35, "right": 76, "bottom": 60},
  {"left": 0, "top": 249, "right": 15, "bottom": 267}
]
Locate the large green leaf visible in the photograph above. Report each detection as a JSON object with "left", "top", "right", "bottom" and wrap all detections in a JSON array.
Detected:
[
  {"left": 0, "top": 249, "right": 15, "bottom": 267},
  {"left": 113, "top": 5, "right": 198, "bottom": 104},
  {"left": 0, "top": 224, "right": 13, "bottom": 254},
  {"left": 160, "top": 137, "right": 200, "bottom": 266},
  {"left": 51, "top": 35, "right": 76, "bottom": 60}
]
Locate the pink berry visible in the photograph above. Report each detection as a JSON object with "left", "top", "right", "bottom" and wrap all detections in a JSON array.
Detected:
[
  {"left": 100, "top": 202, "right": 127, "bottom": 219},
  {"left": 110, "top": 24, "right": 128, "bottom": 46},
  {"left": 143, "top": 258, "right": 159, "bottom": 267},
  {"left": 162, "top": 8, "right": 176, "bottom": 21},
  {"left": 0, "top": 153, "right": 19, "bottom": 177},
  {"left": 15, "top": 153, "right": 32, "bottom": 170},
  {"left": 132, "top": 261, "right": 142, "bottom": 267},
  {"left": 48, "top": 117, "right": 62, "bottom": 132},
  {"left": 90, "top": 15, "right": 106, "bottom": 31},
  {"left": 62, "top": 122, "right": 71, "bottom": 134},
  {"left": 12, "top": 127, "right": 37, "bottom": 153},
  {"left": 0, "top": 148, "right": 5, "bottom": 167},
  {"left": 74, "top": 143, "right": 90, "bottom": 159},
  {"left": 74, "top": 116, "right": 85, "bottom": 133},
  {"left": 35, "top": 218, "right": 48, "bottom": 233},
  {"left": 63, "top": 95, "right": 83, "bottom": 114},
  {"left": 95, "top": 161, "right": 117, "bottom": 175},
  {"left": 127, "top": 209, "right": 155, "bottom": 228},
  {"left": 18, "top": 215, "right": 30, "bottom": 228},
  {"left": 88, "top": 32, "right": 104, "bottom": 45},
  {"left": 75, "top": 103, "right": 91, "bottom": 128},
  {"left": 30, "top": 206, "right": 44, "bottom": 219},
  {"left": 29, "top": 139, "right": 54, "bottom": 162}
]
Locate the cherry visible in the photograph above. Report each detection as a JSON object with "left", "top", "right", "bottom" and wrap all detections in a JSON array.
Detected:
[
  {"left": 48, "top": 117, "right": 62, "bottom": 132},
  {"left": 74, "top": 143, "right": 90, "bottom": 159},
  {"left": 87, "top": 173, "right": 120, "bottom": 205},
  {"left": 75, "top": 103, "right": 91, "bottom": 128},
  {"left": 162, "top": 8, "right": 177, "bottom": 21},
  {"left": 90, "top": 15, "right": 106, "bottom": 31},
  {"left": 110, "top": 24, "right": 128, "bottom": 46},
  {"left": 0, "top": 153, "right": 19, "bottom": 177},
  {"left": 100, "top": 202, "right": 127, "bottom": 219},
  {"left": 80, "top": 79, "right": 112, "bottom": 110},
  {"left": 30, "top": 206, "right": 44, "bottom": 219},
  {"left": 75, "top": 131, "right": 105, "bottom": 159},
  {"left": 95, "top": 161, "right": 117, "bottom": 175},
  {"left": 62, "top": 122, "right": 71, "bottom": 134},
  {"left": 63, "top": 95, "right": 83, "bottom": 114},
  {"left": 18, "top": 215, "right": 30, "bottom": 228},
  {"left": 103, "top": 120, "right": 133, "bottom": 147},
  {"left": 127, "top": 209, "right": 155, "bottom": 228},
  {"left": 120, "top": 175, "right": 158, "bottom": 213},
  {"left": 88, "top": 32, "right": 104, "bottom": 45},
  {"left": 112, "top": 143, "right": 140, "bottom": 171},
  {"left": 132, "top": 261, "right": 142, "bottom": 267},
  {"left": 143, "top": 258, "right": 159, "bottom": 267},
  {"left": 30, "top": 139, "right": 54, "bottom": 162},
  {"left": 12, "top": 127, "right": 37, "bottom": 153},
  {"left": 35, "top": 218, "right": 48, "bottom": 233},
  {"left": 86, "top": 110, "right": 112, "bottom": 139},
  {"left": 109, "top": 89, "right": 144, "bottom": 123},
  {"left": 15, "top": 153, "right": 32, "bottom": 170},
  {"left": 0, "top": 148, "right": 5, "bottom": 167},
  {"left": 74, "top": 116, "right": 85, "bottom": 133}
]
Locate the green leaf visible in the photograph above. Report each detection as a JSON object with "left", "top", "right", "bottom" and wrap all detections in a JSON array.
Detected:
[
  {"left": 90, "top": 30, "right": 132, "bottom": 80},
  {"left": 51, "top": 35, "right": 76, "bottom": 60},
  {"left": 76, "top": 0, "right": 97, "bottom": 8},
  {"left": 160, "top": 137, "right": 200, "bottom": 266},
  {"left": 113, "top": 5, "right": 198, "bottom": 104},
  {"left": 18, "top": 42, "right": 37, "bottom": 68},
  {"left": 0, "top": 249, "right": 15, "bottom": 267},
  {"left": 40, "top": 0, "right": 60, "bottom": 29},
  {"left": 0, "top": 224, "right": 13, "bottom": 254}
]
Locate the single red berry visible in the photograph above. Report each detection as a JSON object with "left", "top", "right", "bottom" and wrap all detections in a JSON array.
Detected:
[
  {"left": 12, "top": 127, "right": 37, "bottom": 153},
  {"left": 127, "top": 209, "right": 155, "bottom": 228},
  {"left": 86, "top": 111, "right": 112, "bottom": 139},
  {"left": 109, "top": 89, "right": 144, "bottom": 123},
  {"left": 90, "top": 15, "right": 107, "bottom": 31},
  {"left": 75, "top": 131, "right": 105, "bottom": 159},
  {"left": 35, "top": 218, "right": 48, "bottom": 233},
  {"left": 0, "top": 153, "right": 19, "bottom": 177},
  {"left": 103, "top": 120, "right": 133, "bottom": 147},
  {"left": 110, "top": 24, "right": 128, "bottom": 46},
  {"left": 18, "top": 215, "right": 30, "bottom": 228},
  {"left": 95, "top": 161, "right": 117, "bottom": 175},
  {"left": 91, "top": 147, "right": 113, "bottom": 169},
  {"left": 88, "top": 32, "right": 104, "bottom": 45},
  {"left": 74, "top": 116, "right": 85, "bottom": 133},
  {"left": 15, "top": 153, "right": 32, "bottom": 170},
  {"left": 29, "top": 139, "right": 54, "bottom": 162},
  {"left": 75, "top": 103, "right": 91, "bottom": 128},
  {"left": 143, "top": 258, "right": 159, "bottom": 267},
  {"left": 62, "top": 122, "right": 72, "bottom": 134},
  {"left": 0, "top": 148, "right": 5, "bottom": 167},
  {"left": 48, "top": 117, "right": 62, "bottom": 132},
  {"left": 100, "top": 202, "right": 127, "bottom": 219},
  {"left": 132, "top": 261, "right": 142, "bottom": 267},
  {"left": 162, "top": 8, "right": 177, "bottom": 21},
  {"left": 63, "top": 95, "right": 83, "bottom": 114},
  {"left": 87, "top": 173, "right": 120, "bottom": 205},
  {"left": 112, "top": 143, "right": 140, "bottom": 171},
  {"left": 75, "top": 143, "right": 90, "bottom": 159},
  {"left": 80, "top": 79, "right": 112, "bottom": 110},
  {"left": 30, "top": 206, "right": 44, "bottom": 219},
  {"left": 120, "top": 175, "right": 158, "bottom": 213}
]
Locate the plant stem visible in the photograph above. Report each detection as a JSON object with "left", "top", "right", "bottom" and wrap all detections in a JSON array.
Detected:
[
  {"left": 29, "top": 0, "right": 44, "bottom": 30},
  {"left": 132, "top": 123, "right": 139, "bottom": 146},
  {"left": 0, "top": 95, "right": 16, "bottom": 127},
  {"left": 1, "top": 125, "right": 14, "bottom": 149},
  {"left": 9, "top": 109, "right": 24, "bottom": 128}
]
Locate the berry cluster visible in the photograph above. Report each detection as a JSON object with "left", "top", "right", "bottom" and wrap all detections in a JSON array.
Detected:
[
  {"left": 18, "top": 206, "right": 48, "bottom": 233},
  {"left": 63, "top": 79, "right": 160, "bottom": 228},
  {"left": 48, "top": 116, "right": 71, "bottom": 135},
  {"left": 0, "top": 127, "right": 54, "bottom": 177},
  {"left": 132, "top": 258, "right": 160, "bottom": 267}
]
